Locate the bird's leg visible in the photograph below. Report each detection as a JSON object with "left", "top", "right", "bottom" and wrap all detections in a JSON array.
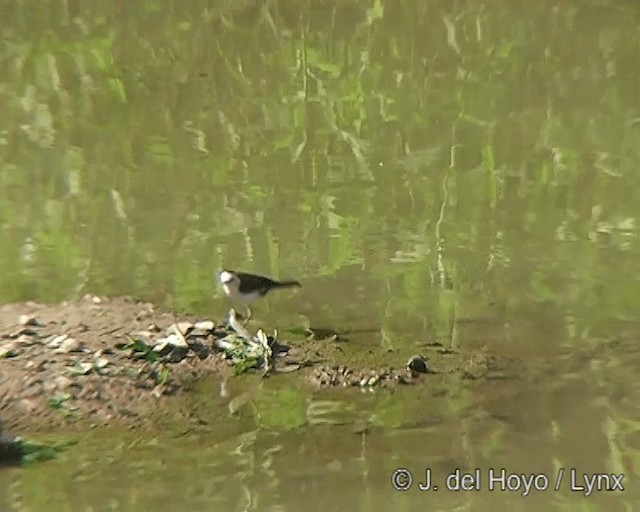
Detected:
[
  {"left": 225, "top": 307, "right": 234, "bottom": 330},
  {"left": 243, "top": 306, "right": 252, "bottom": 325}
]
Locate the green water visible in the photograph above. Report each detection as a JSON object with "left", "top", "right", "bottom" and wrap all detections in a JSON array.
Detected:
[{"left": 1, "top": 0, "right": 640, "bottom": 510}]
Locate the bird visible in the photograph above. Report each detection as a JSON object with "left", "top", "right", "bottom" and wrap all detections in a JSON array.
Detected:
[{"left": 218, "top": 269, "right": 301, "bottom": 323}]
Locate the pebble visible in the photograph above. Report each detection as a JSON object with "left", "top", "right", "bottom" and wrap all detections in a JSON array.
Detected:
[
  {"left": 277, "top": 363, "right": 301, "bottom": 373},
  {"left": 0, "top": 341, "right": 20, "bottom": 358},
  {"left": 18, "top": 399, "right": 36, "bottom": 413},
  {"left": 47, "top": 334, "right": 68, "bottom": 348},
  {"left": 168, "top": 323, "right": 193, "bottom": 337},
  {"left": 55, "top": 337, "right": 82, "bottom": 354},
  {"left": 193, "top": 320, "right": 215, "bottom": 331},
  {"left": 74, "top": 362, "right": 93, "bottom": 376},
  {"left": 94, "top": 357, "right": 109, "bottom": 369},
  {"left": 16, "top": 334, "right": 34, "bottom": 345},
  {"left": 18, "top": 315, "right": 43, "bottom": 327},
  {"left": 188, "top": 327, "right": 211, "bottom": 337},
  {"left": 10, "top": 327, "right": 38, "bottom": 338},
  {"left": 167, "top": 346, "right": 189, "bottom": 363},
  {"left": 54, "top": 376, "right": 74, "bottom": 390},
  {"left": 129, "top": 331, "right": 152, "bottom": 342},
  {"left": 152, "top": 341, "right": 173, "bottom": 357},
  {"left": 151, "top": 385, "right": 166, "bottom": 398},
  {"left": 42, "top": 380, "right": 56, "bottom": 393},
  {"left": 187, "top": 340, "right": 210, "bottom": 359},
  {"left": 157, "top": 333, "right": 188, "bottom": 349}
]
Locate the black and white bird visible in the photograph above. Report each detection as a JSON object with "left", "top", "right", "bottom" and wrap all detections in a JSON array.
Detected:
[{"left": 218, "top": 269, "right": 301, "bottom": 322}]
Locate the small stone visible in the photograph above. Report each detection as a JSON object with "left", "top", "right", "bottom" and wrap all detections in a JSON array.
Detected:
[
  {"left": 18, "top": 399, "right": 36, "bottom": 413},
  {"left": 162, "top": 333, "right": 188, "bottom": 348},
  {"left": 186, "top": 340, "right": 210, "bottom": 359},
  {"left": 94, "top": 357, "right": 109, "bottom": 369},
  {"left": 152, "top": 341, "right": 173, "bottom": 357},
  {"left": 367, "top": 375, "right": 380, "bottom": 387},
  {"left": 193, "top": 320, "right": 215, "bottom": 331},
  {"left": 16, "top": 334, "right": 34, "bottom": 345},
  {"left": 47, "top": 334, "right": 68, "bottom": 348},
  {"left": 65, "top": 339, "right": 83, "bottom": 353},
  {"left": 151, "top": 385, "right": 166, "bottom": 398},
  {"left": 148, "top": 324, "right": 161, "bottom": 333},
  {"left": 277, "top": 363, "right": 301, "bottom": 373},
  {"left": 395, "top": 373, "right": 413, "bottom": 385},
  {"left": 129, "top": 331, "right": 152, "bottom": 342},
  {"left": 56, "top": 337, "right": 82, "bottom": 353},
  {"left": 43, "top": 379, "right": 57, "bottom": 393},
  {"left": 19, "top": 315, "right": 43, "bottom": 327},
  {"left": 187, "top": 327, "right": 210, "bottom": 338},
  {"left": 168, "top": 323, "right": 193, "bottom": 337},
  {"left": 54, "top": 375, "right": 74, "bottom": 390},
  {"left": 24, "top": 360, "right": 36, "bottom": 370},
  {"left": 359, "top": 377, "right": 369, "bottom": 387},
  {"left": 9, "top": 327, "right": 38, "bottom": 338},
  {"left": 92, "top": 296, "right": 102, "bottom": 304},
  {"left": 0, "top": 341, "right": 20, "bottom": 358},
  {"left": 166, "top": 346, "right": 189, "bottom": 363},
  {"left": 74, "top": 362, "right": 93, "bottom": 375}
]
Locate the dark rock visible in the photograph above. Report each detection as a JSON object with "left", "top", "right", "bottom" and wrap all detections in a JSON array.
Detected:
[
  {"left": 152, "top": 341, "right": 173, "bottom": 357},
  {"left": 0, "top": 434, "right": 22, "bottom": 466},
  {"left": 407, "top": 355, "right": 430, "bottom": 374},
  {"left": 166, "top": 346, "right": 189, "bottom": 363},
  {"left": 187, "top": 340, "right": 210, "bottom": 359}
]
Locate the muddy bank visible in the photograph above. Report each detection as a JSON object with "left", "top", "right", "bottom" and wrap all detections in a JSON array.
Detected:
[{"left": 0, "top": 296, "right": 513, "bottom": 434}]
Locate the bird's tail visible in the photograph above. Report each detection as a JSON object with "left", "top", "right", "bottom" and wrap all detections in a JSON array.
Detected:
[{"left": 274, "top": 279, "right": 302, "bottom": 288}]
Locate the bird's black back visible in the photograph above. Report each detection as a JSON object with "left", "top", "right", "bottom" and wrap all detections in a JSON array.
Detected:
[
  {"left": 234, "top": 271, "right": 300, "bottom": 295},
  {"left": 236, "top": 272, "right": 276, "bottom": 295}
]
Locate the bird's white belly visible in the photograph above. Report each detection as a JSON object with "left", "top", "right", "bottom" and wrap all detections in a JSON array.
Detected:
[{"left": 223, "top": 283, "right": 260, "bottom": 305}]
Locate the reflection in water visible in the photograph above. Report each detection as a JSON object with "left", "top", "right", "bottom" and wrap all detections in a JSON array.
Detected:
[
  {"left": 1, "top": 0, "right": 640, "bottom": 509},
  {"left": 1, "top": 365, "right": 636, "bottom": 511}
]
